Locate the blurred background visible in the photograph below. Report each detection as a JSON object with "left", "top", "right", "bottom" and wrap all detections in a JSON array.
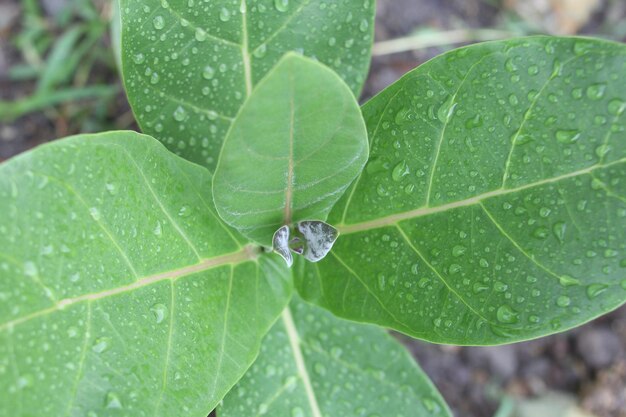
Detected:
[{"left": 1, "top": 0, "right": 625, "bottom": 416}]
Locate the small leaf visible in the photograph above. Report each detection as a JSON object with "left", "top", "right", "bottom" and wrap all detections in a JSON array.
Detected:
[
  {"left": 213, "top": 53, "right": 368, "bottom": 246},
  {"left": 220, "top": 295, "right": 452, "bottom": 417},
  {"left": 273, "top": 225, "right": 293, "bottom": 267},
  {"left": 120, "top": 0, "right": 375, "bottom": 171},
  {"left": 296, "top": 220, "right": 339, "bottom": 263},
  {"left": 0, "top": 132, "right": 292, "bottom": 417},
  {"left": 296, "top": 37, "right": 626, "bottom": 345}
]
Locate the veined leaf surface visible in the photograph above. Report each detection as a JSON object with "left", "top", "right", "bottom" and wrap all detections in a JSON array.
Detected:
[
  {"left": 212, "top": 54, "right": 368, "bottom": 246},
  {"left": 219, "top": 296, "right": 451, "bottom": 417},
  {"left": 0, "top": 132, "right": 291, "bottom": 417},
  {"left": 120, "top": 0, "right": 375, "bottom": 171},
  {"left": 296, "top": 37, "right": 626, "bottom": 344}
]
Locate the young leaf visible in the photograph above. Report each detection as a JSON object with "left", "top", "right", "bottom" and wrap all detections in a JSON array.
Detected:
[
  {"left": 213, "top": 54, "right": 368, "bottom": 246},
  {"left": 119, "top": 0, "right": 375, "bottom": 171},
  {"left": 295, "top": 37, "right": 626, "bottom": 345},
  {"left": 0, "top": 132, "right": 292, "bottom": 417},
  {"left": 296, "top": 221, "right": 339, "bottom": 263},
  {"left": 273, "top": 225, "right": 294, "bottom": 267},
  {"left": 219, "top": 296, "right": 451, "bottom": 417}
]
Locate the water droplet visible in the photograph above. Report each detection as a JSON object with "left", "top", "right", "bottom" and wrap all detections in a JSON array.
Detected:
[
  {"left": 556, "top": 130, "right": 581, "bottom": 144},
  {"left": 253, "top": 44, "right": 267, "bottom": 58},
  {"left": 559, "top": 275, "right": 580, "bottom": 287},
  {"left": 202, "top": 66, "right": 215, "bottom": 80},
  {"left": 274, "top": 0, "right": 289, "bottom": 12},
  {"left": 173, "top": 106, "right": 186, "bottom": 121},
  {"left": 608, "top": 99, "right": 626, "bottom": 116},
  {"left": 571, "top": 88, "right": 583, "bottom": 99},
  {"left": 539, "top": 207, "right": 551, "bottom": 218},
  {"left": 377, "top": 273, "right": 386, "bottom": 291},
  {"left": 314, "top": 363, "right": 326, "bottom": 376},
  {"left": 586, "top": 284, "right": 608, "bottom": 299},
  {"left": 105, "top": 391, "right": 123, "bottom": 409},
  {"left": 556, "top": 295, "right": 571, "bottom": 307},
  {"left": 493, "top": 281, "right": 508, "bottom": 292},
  {"left": 496, "top": 305, "right": 518, "bottom": 324},
  {"left": 452, "top": 245, "right": 466, "bottom": 257},
  {"left": 88, "top": 207, "right": 101, "bottom": 221},
  {"left": 422, "top": 396, "right": 442, "bottom": 413},
  {"left": 133, "top": 53, "right": 145, "bottom": 64},
  {"left": 153, "top": 15, "right": 165, "bottom": 30},
  {"left": 465, "top": 114, "right": 483, "bottom": 129},
  {"left": 595, "top": 144, "right": 611, "bottom": 158},
  {"left": 437, "top": 96, "right": 456, "bottom": 122},
  {"left": 586, "top": 83, "right": 606, "bottom": 100},
  {"left": 391, "top": 160, "right": 409, "bottom": 181},
  {"left": 291, "top": 407, "right": 304, "bottom": 417},
  {"left": 527, "top": 65, "right": 539, "bottom": 76},
  {"left": 153, "top": 221, "right": 163, "bottom": 236},
  {"left": 92, "top": 337, "right": 110, "bottom": 353},
  {"left": 150, "top": 304, "right": 167, "bottom": 324},
  {"left": 219, "top": 7, "right": 231, "bottom": 21},
  {"left": 23, "top": 261, "right": 38, "bottom": 277},
  {"left": 532, "top": 227, "right": 549, "bottom": 239},
  {"left": 359, "top": 19, "right": 369, "bottom": 32},
  {"left": 195, "top": 28, "right": 207, "bottom": 42},
  {"left": 552, "top": 221, "right": 566, "bottom": 242}
]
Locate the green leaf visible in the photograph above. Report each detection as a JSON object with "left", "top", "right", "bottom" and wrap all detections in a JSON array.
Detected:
[
  {"left": 212, "top": 54, "right": 368, "bottom": 246},
  {"left": 0, "top": 131, "right": 291, "bottom": 417},
  {"left": 120, "top": 0, "right": 376, "bottom": 172},
  {"left": 296, "top": 37, "right": 626, "bottom": 345},
  {"left": 219, "top": 295, "right": 451, "bottom": 417}
]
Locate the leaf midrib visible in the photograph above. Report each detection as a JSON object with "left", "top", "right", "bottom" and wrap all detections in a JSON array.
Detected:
[
  {"left": 281, "top": 308, "right": 323, "bottom": 417},
  {"left": 338, "top": 157, "right": 626, "bottom": 234},
  {"left": 0, "top": 247, "right": 257, "bottom": 332}
]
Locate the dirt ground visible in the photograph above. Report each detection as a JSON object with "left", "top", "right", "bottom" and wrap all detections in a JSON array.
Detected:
[{"left": 1, "top": 0, "right": 626, "bottom": 416}]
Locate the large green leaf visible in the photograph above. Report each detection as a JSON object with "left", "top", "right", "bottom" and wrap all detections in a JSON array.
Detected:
[
  {"left": 119, "top": 0, "right": 376, "bottom": 171},
  {"left": 213, "top": 54, "right": 368, "bottom": 246},
  {"left": 219, "top": 296, "right": 451, "bottom": 417},
  {"left": 296, "top": 37, "right": 626, "bottom": 345},
  {"left": 0, "top": 132, "right": 291, "bottom": 417}
]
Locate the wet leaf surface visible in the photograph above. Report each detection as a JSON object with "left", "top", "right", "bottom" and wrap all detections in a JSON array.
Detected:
[
  {"left": 120, "top": 0, "right": 375, "bottom": 172},
  {"left": 296, "top": 37, "right": 626, "bottom": 345},
  {"left": 0, "top": 131, "right": 291, "bottom": 417}
]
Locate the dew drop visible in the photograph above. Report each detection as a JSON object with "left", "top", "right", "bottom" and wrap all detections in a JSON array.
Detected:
[
  {"left": 556, "top": 130, "right": 581, "bottom": 144},
  {"left": 608, "top": 98, "right": 626, "bottom": 116},
  {"left": 391, "top": 160, "right": 410, "bottom": 182},
  {"left": 219, "top": 7, "right": 231, "bottom": 21},
  {"left": 152, "top": 15, "right": 165, "bottom": 30},
  {"left": 359, "top": 19, "right": 369, "bottom": 32},
  {"left": 105, "top": 391, "right": 123, "bottom": 409},
  {"left": 586, "top": 283, "right": 608, "bottom": 299},
  {"left": 314, "top": 363, "right": 326, "bottom": 376},
  {"left": 452, "top": 245, "right": 466, "bottom": 257},
  {"left": 552, "top": 221, "right": 566, "bottom": 242},
  {"left": 202, "top": 66, "right": 215, "bottom": 80},
  {"left": 132, "top": 53, "right": 145, "bottom": 64},
  {"left": 92, "top": 337, "right": 111, "bottom": 353},
  {"left": 274, "top": 0, "right": 289, "bottom": 12},
  {"left": 496, "top": 305, "right": 518, "bottom": 324},
  {"left": 89, "top": 207, "right": 101, "bottom": 221},
  {"left": 195, "top": 28, "right": 207, "bottom": 41},
  {"left": 556, "top": 295, "right": 571, "bottom": 307},
  {"left": 150, "top": 304, "right": 167, "bottom": 324},
  {"left": 173, "top": 106, "right": 186, "bottom": 121},
  {"left": 586, "top": 83, "right": 606, "bottom": 100},
  {"left": 253, "top": 44, "right": 267, "bottom": 58}
]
